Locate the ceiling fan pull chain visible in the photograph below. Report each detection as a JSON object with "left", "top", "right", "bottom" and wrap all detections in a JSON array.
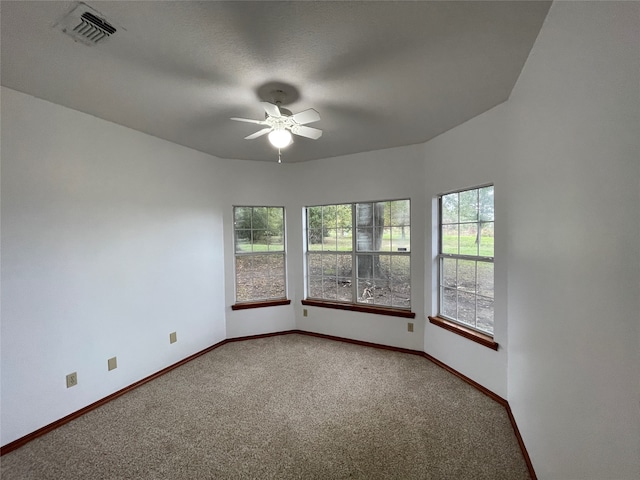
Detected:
[{"left": 278, "top": 148, "right": 282, "bottom": 164}]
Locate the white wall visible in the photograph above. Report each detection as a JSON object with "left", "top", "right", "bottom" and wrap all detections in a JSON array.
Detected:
[
  {"left": 0, "top": 87, "right": 228, "bottom": 445},
  {"left": 288, "top": 145, "right": 427, "bottom": 352},
  {"left": 415, "top": 2, "right": 640, "bottom": 478},
  {"left": 506, "top": 2, "right": 640, "bottom": 478},
  {"left": 219, "top": 160, "right": 297, "bottom": 338},
  {"left": 422, "top": 103, "right": 509, "bottom": 398}
]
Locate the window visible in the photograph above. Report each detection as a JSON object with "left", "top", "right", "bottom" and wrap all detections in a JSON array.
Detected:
[
  {"left": 305, "top": 200, "right": 411, "bottom": 315},
  {"left": 437, "top": 185, "right": 494, "bottom": 335},
  {"left": 233, "top": 206, "right": 287, "bottom": 306}
]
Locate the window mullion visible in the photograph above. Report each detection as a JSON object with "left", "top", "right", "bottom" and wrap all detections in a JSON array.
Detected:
[{"left": 440, "top": 253, "right": 493, "bottom": 263}]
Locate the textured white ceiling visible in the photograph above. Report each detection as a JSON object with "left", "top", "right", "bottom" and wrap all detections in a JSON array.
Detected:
[{"left": 1, "top": 1, "right": 551, "bottom": 162}]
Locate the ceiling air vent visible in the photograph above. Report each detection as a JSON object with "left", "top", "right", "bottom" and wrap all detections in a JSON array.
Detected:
[{"left": 55, "top": 3, "right": 117, "bottom": 46}]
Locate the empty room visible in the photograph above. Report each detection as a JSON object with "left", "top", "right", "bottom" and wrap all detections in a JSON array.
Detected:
[{"left": 1, "top": 1, "right": 638, "bottom": 479}]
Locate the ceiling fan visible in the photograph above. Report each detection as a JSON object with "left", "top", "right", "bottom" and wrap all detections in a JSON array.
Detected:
[{"left": 231, "top": 102, "right": 322, "bottom": 149}]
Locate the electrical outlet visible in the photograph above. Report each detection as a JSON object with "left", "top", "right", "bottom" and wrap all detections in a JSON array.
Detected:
[
  {"left": 169, "top": 332, "right": 177, "bottom": 344},
  {"left": 407, "top": 322, "right": 414, "bottom": 333},
  {"left": 108, "top": 356, "right": 117, "bottom": 371},
  {"left": 303, "top": 309, "right": 308, "bottom": 317},
  {"left": 66, "top": 372, "right": 78, "bottom": 388}
]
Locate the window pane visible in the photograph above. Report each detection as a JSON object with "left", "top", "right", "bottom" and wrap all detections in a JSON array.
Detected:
[
  {"left": 459, "top": 224, "right": 478, "bottom": 256},
  {"left": 234, "top": 206, "right": 252, "bottom": 227},
  {"left": 235, "top": 230, "right": 252, "bottom": 253},
  {"left": 392, "top": 283, "right": 410, "bottom": 309},
  {"left": 266, "top": 229, "right": 284, "bottom": 252},
  {"left": 323, "top": 205, "right": 337, "bottom": 228},
  {"left": 392, "top": 226, "right": 410, "bottom": 252},
  {"left": 268, "top": 238, "right": 284, "bottom": 252},
  {"left": 322, "top": 229, "right": 338, "bottom": 251},
  {"left": 337, "top": 278, "right": 352, "bottom": 302},
  {"left": 390, "top": 199, "right": 410, "bottom": 227},
  {"left": 308, "top": 229, "right": 323, "bottom": 251},
  {"left": 375, "top": 290, "right": 392, "bottom": 307},
  {"left": 457, "top": 260, "right": 476, "bottom": 293},
  {"left": 442, "top": 224, "right": 458, "bottom": 254},
  {"left": 323, "top": 278, "right": 337, "bottom": 300},
  {"left": 309, "top": 277, "right": 322, "bottom": 298},
  {"left": 391, "top": 256, "right": 410, "bottom": 284},
  {"left": 391, "top": 256, "right": 410, "bottom": 308},
  {"left": 479, "top": 186, "right": 494, "bottom": 222},
  {"left": 308, "top": 206, "right": 322, "bottom": 230},
  {"left": 322, "top": 254, "right": 337, "bottom": 276},
  {"left": 479, "top": 222, "right": 494, "bottom": 257},
  {"left": 441, "top": 193, "right": 459, "bottom": 224},
  {"left": 458, "top": 292, "right": 476, "bottom": 327},
  {"left": 356, "top": 227, "right": 374, "bottom": 251},
  {"left": 459, "top": 189, "right": 478, "bottom": 222},
  {"left": 337, "top": 227, "right": 352, "bottom": 252},
  {"left": 442, "top": 258, "right": 456, "bottom": 288},
  {"left": 308, "top": 253, "right": 322, "bottom": 276},
  {"left": 375, "top": 201, "right": 390, "bottom": 227},
  {"left": 356, "top": 255, "right": 375, "bottom": 281},
  {"left": 356, "top": 203, "right": 373, "bottom": 228},
  {"left": 252, "top": 207, "right": 268, "bottom": 230},
  {"left": 337, "top": 254, "right": 352, "bottom": 277},
  {"left": 442, "top": 287, "right": 457, "bottom": 318},
  {"left": 235, "top": 256, "right": 252, "bottom": 283},
  {"left": 252, "top": 230, "right": 268, "bottom": 252},
  {"left": 235, "top": 206, "right": 286, "bottom": 303},
  {"left": 236, "top": 282, "right": 253, "bottom": 302},
  {"left": 336, "top": 204, "right": 352, "bottom": 228},
  {"left": 268, "top": 208, "right": 284, "bottom": 235},
  {"left": 268, "top": 254, "right": 284, "bottom": 271},
  {"left": 375, "top": 255, "right": 391, "bottom": 279},
  {"left": 477, "top": 298, "right": 494, "bottom": 334},
  {"left": 477, "top": 262, "right": 494, "bottom": 299},
  {"left": 378, "top": 226, "right": 391, "bottom": 252},
  {"left": 357, "top": 279, "right": 375, "bottom": 304},
  {"left": 252, "top": 278, "right": 271, "bottom": 300},
  {"left": 252, "top": 254, "right": 269, "bottom": 271},
  {"left": 268, "top": 276, "right": 286, "bottom": 299}
]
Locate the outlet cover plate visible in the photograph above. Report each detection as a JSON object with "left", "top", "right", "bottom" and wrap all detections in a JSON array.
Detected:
[
  {"left": 169, "top": 332, "right": 177, "bottom": 344},
  {"left": 108, "top": 356, "right": 117, "bottom": 371},
  {"left": 66, "top": 372, "right": 78, "bottom": 388}
]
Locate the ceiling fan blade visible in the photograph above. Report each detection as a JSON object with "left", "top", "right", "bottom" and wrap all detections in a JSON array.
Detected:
[
  {"left": 292, "top": 125, "right": 323, "bottom": 140},
  {"left": 244, "top": 128, "right": 272, "bottom": 140},
  {"left": 231, "top": 117, "right": 267, "bottom": 125},
  {"left": 261, "top": 102, "right": 282, "bottom": 118},
  {"left": 291, "top": 108, "right": 321, "bottom": 125}
]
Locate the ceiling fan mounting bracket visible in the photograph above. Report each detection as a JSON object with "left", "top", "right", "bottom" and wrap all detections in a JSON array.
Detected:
[{"left": 256, "top": 82, "right": 300, "bottom": 106}]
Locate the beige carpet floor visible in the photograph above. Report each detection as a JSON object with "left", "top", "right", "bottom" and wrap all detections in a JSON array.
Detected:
[{"left": 1, "top": 333, "right": 530, "bottom": 479}]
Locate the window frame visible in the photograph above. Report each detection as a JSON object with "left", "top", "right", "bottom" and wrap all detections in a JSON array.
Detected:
[
  {"left": 432, "top": 184, "right": 497, "bottom": 347},
  {"left": 304, "top": 199, "right": 414, "bottom": 318},
  {"left": 232, "top": 205, "right": 290, "bottom": 310}
]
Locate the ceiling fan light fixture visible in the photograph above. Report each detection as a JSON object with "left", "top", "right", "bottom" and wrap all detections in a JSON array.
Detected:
[{"left": 268, "top": 129, "right": 293, "bottom": 148}]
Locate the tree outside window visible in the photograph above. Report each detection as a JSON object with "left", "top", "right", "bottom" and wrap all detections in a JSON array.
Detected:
[{"left": 306, "top": 199, "right": 410, "bottom": 309}]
